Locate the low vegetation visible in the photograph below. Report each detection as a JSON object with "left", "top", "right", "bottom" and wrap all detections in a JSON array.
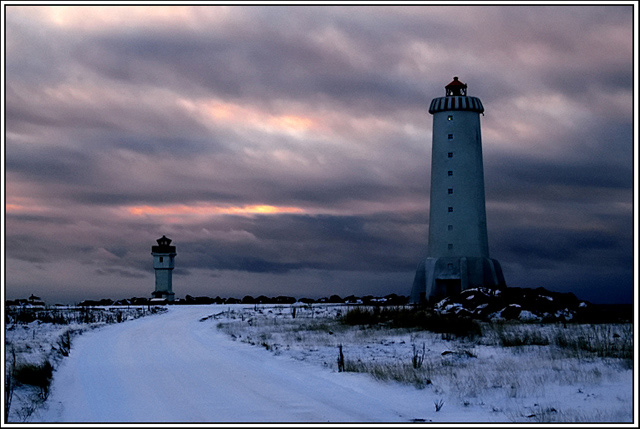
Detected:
[
  {"left": 5, "top": 305, "right": 161, "bottom": 326},
  {"left": 485, "top": 321, "right": 633, "bottom": 360},
  {"left": 341, "top": 306, "right": 482, "bottom": 339},
  {"left": 13, "top": 362, "right": 54, "bottom": 400},
  {"left": 4, "top": 304, "right": 167, "bottom": 422},
  {"left": 215, "top": 303, "right": 633, "bottom": 423}
]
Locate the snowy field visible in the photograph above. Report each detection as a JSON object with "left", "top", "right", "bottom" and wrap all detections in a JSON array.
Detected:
[
  {"left": 216, "top": 304, "right": 634, "bottom": 423},
  {"left": 4, "top": 304, "right": 635, "bottom": 424}
]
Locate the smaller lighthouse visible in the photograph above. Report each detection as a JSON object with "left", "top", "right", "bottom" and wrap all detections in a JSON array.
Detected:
[{"left": 151, "top": 235, "right": 176, "bottom": 301}]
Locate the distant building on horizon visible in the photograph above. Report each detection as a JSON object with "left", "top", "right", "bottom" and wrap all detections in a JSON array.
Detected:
[
  {"left": 151, "top": 235, "right": 176, "bottom": 302},
  {"left": 410, "top": 77, "right": 506, "bottom": 304}
]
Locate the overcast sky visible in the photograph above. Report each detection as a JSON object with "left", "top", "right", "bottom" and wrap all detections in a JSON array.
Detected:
[{"left": 3, "top": 4, "right": 636, "bottom": 304}]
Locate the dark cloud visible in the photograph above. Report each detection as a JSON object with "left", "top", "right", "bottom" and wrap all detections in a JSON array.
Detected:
[
  {"left": 71, "top": 27, "right": 433, "bottom": 117},
  {"left": 497, "top": 227, "right": 630, "bottom": 269},
  {"left": 5, "top": 234, "right": 52, "bottom": 264},
  {"left": 7, "top": 146, "right": 97, "bottom": 184},
  {"left": 541, "top": 67, "right": 633, "bottom": 95},
  {"left": 173, "top": 212, "right": 426, "bottom": 274},
  {"left": 487, "top": 156, "right": 633, "bottom": 198},
  {"left": 95, "top": 267, "right": 147, "bottom": 279}
]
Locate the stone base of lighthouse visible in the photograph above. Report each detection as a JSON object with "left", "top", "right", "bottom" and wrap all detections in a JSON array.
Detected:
[
  {"left": 151, "top": 290, "right": 175, "bottom": 301},
  {"left": 410, "top": 256, "right": 506, "bottom": 304}
]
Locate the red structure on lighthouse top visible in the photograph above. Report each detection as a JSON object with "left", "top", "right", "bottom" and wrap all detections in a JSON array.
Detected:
[
  {"left": 429, "top": 76, "right": 483, "bottom": 114},
  {"left": 445, "top": 76, "right": 467, "bottom": 96}
]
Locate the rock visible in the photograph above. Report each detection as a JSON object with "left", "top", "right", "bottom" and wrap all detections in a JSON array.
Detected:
[{"left": 434, "top": 286, "right": 594, "bottom": 322}]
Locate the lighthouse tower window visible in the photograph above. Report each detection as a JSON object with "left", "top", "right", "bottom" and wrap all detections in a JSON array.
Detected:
[
  {"left": 448, "top": 115, "right": 453, "bottom": 121},
  {"left": 448, "top": 244, "right": 454, "bottom": 250},
  {"left": 448, "top": 134, "right": 454, "bottom": 140},
  {"left": 448, "top": 207, "right": 454, "bottom": 212},
  {"left": 448, "top": 188, "right": 453, "bottom": 194},
  {"left": 448, "top": 152, "right": 453, "bottom": 158},
  {"left": 448, "top": 225, "right": 453, "bottom": 231},
  {"left": 448, "top": 170, "right": 453, "bottom": 176}
]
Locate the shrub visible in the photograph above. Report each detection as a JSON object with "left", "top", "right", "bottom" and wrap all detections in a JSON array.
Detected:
[
  {"left": 343, "top": 360, "right": 432, "bottom": 389},
  {"left": 493, "top": 324, "right": 550, "bottom": 347},
  {"left": 341, "top": 306, "right": 481, "bottom": 339},
  {"left": 487, "top": 322, "right": 633, "bottom": 360},
  {"left": 553, "top": 324, "right": 632, "bottom": 360},
  {"left": 13, "top": 362, "right": 53, "bottom": 399},
  {"left": 15, "top": 310, "right": 37, "bottom": 324},
  {"left": 412, "top": 343, "right": 426, "bottom": 369},
  {"left": 341, "top": 306, "right": 382, "bottom": 325}
]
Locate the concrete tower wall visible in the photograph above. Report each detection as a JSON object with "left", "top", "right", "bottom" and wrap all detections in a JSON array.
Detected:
[
  {"left": 152, "top": 254, "right": 175, "bottom": 270},
  {"left": 152, "top": 253, "right": 175, "bottom": 299},
  {"left": 428, "top": 109, "right": 489, "bottom": 258},
  {"left": 153, "top": 265, "right": 173, "bottom": 294}
]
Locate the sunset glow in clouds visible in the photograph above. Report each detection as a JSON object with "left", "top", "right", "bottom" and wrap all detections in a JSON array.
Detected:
[
  {"left": 127, "top": 203, "right": 306, "bottom": 218},
  {"left": 179, "top": 98, "right": 318, "bottom": 136},
  {"left": 3, "top": 4, "right": 635, "bottom": 304}
]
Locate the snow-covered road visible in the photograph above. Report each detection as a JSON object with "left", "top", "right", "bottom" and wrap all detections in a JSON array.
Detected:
[{"left": 33, "top": 305, "right": 436, "bottom": 423}]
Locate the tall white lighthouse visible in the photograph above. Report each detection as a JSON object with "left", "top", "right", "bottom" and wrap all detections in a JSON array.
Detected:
[
  {"left": 411, "top": 77, "right": 505, "bottom": 304},
  {"left": 151, "top": 235, "right": 176, "bottom": 301}
]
